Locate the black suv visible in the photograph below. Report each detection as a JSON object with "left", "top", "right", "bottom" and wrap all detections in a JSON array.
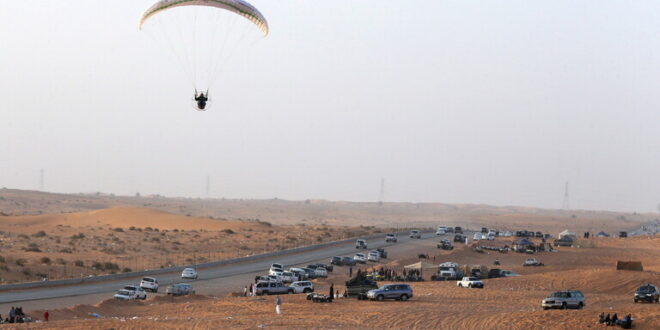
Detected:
[
  {"left": 634, "top": 284, "right": 659, "bottom": 303},
  {"left": 331, "top": 256, "right": 343, "bottom": 266}
]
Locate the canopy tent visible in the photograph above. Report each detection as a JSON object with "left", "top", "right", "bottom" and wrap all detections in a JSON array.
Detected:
[
  {"left": 558, "top": 230, "right": 577, "bottom": 239},
  {"left": 404, "top": 262, "right": 439, "bottom": 270}
]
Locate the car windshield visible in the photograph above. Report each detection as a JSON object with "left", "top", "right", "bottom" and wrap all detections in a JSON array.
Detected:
[
  {"left": 142, "top": 278, "right": 154, "bottom": 282},
  {"left": 117, "top": 290, "right": 130, "bottom": 295},
  {"left": 637, "top": 286, "right": 655, "bottom": 293},
  {"left": 551, "top": 292, "right": 569, "bottom": 298}
]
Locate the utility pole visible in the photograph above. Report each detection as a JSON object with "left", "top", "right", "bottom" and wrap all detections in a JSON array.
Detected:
[
  {"left": 206, "top": 176, "right": 210, "bottom": 199},
  {"left": 562, "top": 181, "right": 570, "bottom": 210},
  {"left": 379, "top": 178, "right": 385, "bottom": 206}
]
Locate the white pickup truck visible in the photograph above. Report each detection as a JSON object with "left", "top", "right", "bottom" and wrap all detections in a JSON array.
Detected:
[{"left": 457, "top": 277, "right": 484, "bottom": 288}]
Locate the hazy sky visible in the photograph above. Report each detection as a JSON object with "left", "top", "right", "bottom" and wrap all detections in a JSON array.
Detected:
[{"left": 1, "top": 1, "right": 660, "bottom": 212}]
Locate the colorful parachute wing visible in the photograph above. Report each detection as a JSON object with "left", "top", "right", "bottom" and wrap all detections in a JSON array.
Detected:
[{"left": 139, "top": 0, "right": 269, "bottom": 36}]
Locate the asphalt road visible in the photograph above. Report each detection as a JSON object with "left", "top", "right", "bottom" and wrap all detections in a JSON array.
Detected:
[{"left": 0, "top": 232, "right": 443, "bottom": 312}]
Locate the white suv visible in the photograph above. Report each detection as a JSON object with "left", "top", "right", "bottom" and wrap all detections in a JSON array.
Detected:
[
  {"left": 116, "top": 285, "right": 147, "bottom": 300},
  {"left": 288, "top": 281, "right": 314, "bottom": 294},
  {"left": 368, "top": 251, "right": 380, "bottom": 262},
  {"left": 181, "top": 268, "right": 198, "bottom": 279},
  {"left": 314, "top": 267, "right": 328, "bottom": 278},
  {"left": 140, "top": 277, "right": 159, "bottom": 292},
  {"left": 354, "top": 253, "right": 367, "bottom": 264}
]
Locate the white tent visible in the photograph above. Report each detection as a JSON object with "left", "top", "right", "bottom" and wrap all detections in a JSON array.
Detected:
[
  {"left": 403, "top": 261, "right": 439, "bottom": 270},
  {"left": 558, "top": 229, "right": 576, "bottom": 239}
]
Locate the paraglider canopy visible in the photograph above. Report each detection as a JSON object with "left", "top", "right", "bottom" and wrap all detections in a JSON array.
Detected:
[
  {"left": 139, "top": 0, "right": 269, "bottom": 36},
  {"left": 139, "top": 0, "right": 269, "bottom": 111}
]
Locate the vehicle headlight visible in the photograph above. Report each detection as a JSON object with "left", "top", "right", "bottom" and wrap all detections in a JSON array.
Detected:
[{"left": 647, "top": 294, "right": 653, "bottom": 296}]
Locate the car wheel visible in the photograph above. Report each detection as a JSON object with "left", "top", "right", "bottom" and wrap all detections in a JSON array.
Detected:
[
  {"left": 543, "top": 307, "right": 549, "bottom": 310},
  {"left": 142, "top": 295, "right": 146, "bottom": 300},
  {"left": 376, "top": 295, "right": 384, "bottom": 301},
  {"left": 634, "top": 299, "right": 637, "bottom": 303},
  {"left": 400, "top": 294, "right": 409, "bottom": 301},
  {"left": 578, "top": 302, "right": 583, "bottom": 309},
  {"left": 288, "top": 289, "right": 294, "bottom": 294},
  {"left": 561, "top": 302, "right": 567, "bottom": 310},
  {"left": 303, "top": 288, "right": 311, "bottom": 293},
  {"left": 468, "top": 284, "right": 472, "bottom": 288},
  {"left": 458, "top": 284, "right": 462, "bottom": 288}
]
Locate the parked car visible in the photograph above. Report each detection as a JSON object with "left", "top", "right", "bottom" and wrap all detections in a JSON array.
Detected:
[
  {"left": 256, "top": 281, "right": 289, "bottom": 295},
  {"left": 368, "top": 250, "right": 380, "bottom": 262},
  {"left": 331, "top": 256, "right": 343, "bottom": 266},
  {"left": 310, "top": 263, "right": 333, "bottom": 272},
  {"left": 473, "top": 232, "right": 482, "bottom": 241},
  {"left": 114, "top": 289, "right": 145, "bottom": 300},
  {"left": 367, "top": 284, "right": 413, "bottom": 301},
  {"left": 454, "top": 234, "right": 466, "bottom": 243},
  {"left": 486, "top": 233, "right": 495, "bottom": 241},
  {"left": 410, "top": 230, "right": 422, "bottom": 239},
  {"left": 436, "top": 226, "right": 447, "bottom": 235},
  {"left": 457, "top": 277, "right": 484, "bottom": 288},
  {"left": 523, "top": 258, "right": 544, "bottom": 266},
  {"left": 438, "top": 239, "right": 453, "bottom": 250},
  {"left": 634, "top": 284, "right": 659, "bottom": 303},
  {"left": 181, "top": 268, "right": 198, "bottom": 279},
  {"left": 356, "top": 239, "right": 368, "bottom": 249},
  {"left": 122, "top": 285, "right": 147, "bottom": 299},
  {"left": 385, "top": 233, "right": 398, "bottom": 243},
  {"left": 376, "top": 248, "right": 388, "bottom": 258},
  {"left": 535, "top": 232, "right": 543, "bottom": 238},
  {"left": 446, "top": 227, "right": 455, "bottom": 233},
  {"left": 454, "top": 226, "right": 463, "bottom": 234},
  {"left": 302, "top": 268, "right": 319, "bottom": 279},
  {"left": 257, "top": 275, "right": 280, "bottom": 283},
  {"left": 354, "top": 253, "right": 367, "bottom": 264},
  {"left": 270, "top": 263, "right": 284, "bottom": 271},
  {"left": 542, "top": 290, "right": 585, "bottom": 310},
  {"left": 139, "top": 277, "right": 159, "bottom": 292},
  {"left": 481, "top": 227, "right": 488, "bottom": 233},
  {"left": 280, "top": 271, "right": 295, "bottom": 283},
  {"left": 289, "top": 268, "right": 308, "bottom": 281},
  {"left": 269, "top": 268, "right": 284, "bottom": 277},
  {"left": 167, "top": 283, "right": 195, "bottom": 296},
  {"left": 341, "top": 256, "right": 357, "bottom": 266},
  {"left": 288, "top": 281, "right": 315, "bottom": 294},
  {"left": 314, "top": 267, "right": 328, "bottom": 278}
]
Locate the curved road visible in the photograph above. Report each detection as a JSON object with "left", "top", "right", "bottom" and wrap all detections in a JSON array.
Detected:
[{"left": 0, "top": 232, "right": 445, "bottom": 312}]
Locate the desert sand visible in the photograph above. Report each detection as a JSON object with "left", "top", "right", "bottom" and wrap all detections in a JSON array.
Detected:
[{"left": 6, "top": 236, "right": 658, "bottom": 329}]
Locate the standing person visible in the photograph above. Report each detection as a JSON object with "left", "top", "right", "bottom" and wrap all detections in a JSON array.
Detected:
[
  {"left": 44, "top": 310, "right": 49, "bottom": 322},
  {"left": 243, "top": 286, "right": 248, "bottom": 297},
  {"left": 249, "top": 283, "right": 253, "bottom": 296},
  {"left": 349, "top": 266, "right": 353, "bottom": 278},
  {"left": 275, "top": 296, "right": 282, "bottom": 315},
  {"left": 329, "top": 283, "right": 334, "bottom": 302}
]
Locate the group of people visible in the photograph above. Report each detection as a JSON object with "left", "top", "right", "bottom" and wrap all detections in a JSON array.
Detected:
[
  {"left": 598, "top": 313, "right": 633, "bottom": 329},
  {"left": 1, "top": 306, "right": 34, "bottom": 323}
]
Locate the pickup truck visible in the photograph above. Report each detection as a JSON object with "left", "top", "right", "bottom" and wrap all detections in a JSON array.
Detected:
[
  {"left": 255, "top": 281, "right": 289, "bottom": 295},
  {"left": 457, "top": 277, "right": 484, "bottom": 288},
  {"left": 523, "top": 258, "right": 544, "bottom": 266},
  {"left": 356, "top": 239, "right": 368, "bottom": 249},
  {"left": 385, "top": 234, "right": 398, "bottom": 243}
]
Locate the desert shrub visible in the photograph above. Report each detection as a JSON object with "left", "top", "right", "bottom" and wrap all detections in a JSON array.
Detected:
[
  {"left": 56, "top": 258, "right": 67, "bottom": 265},
  {"left": 222, "top": 229, "right": 235, "bottom": 234},
  {"left": 16, "top": 259, "right": 27, "bottom": 267},
  {"left": 145, "top": 227, "right": 153, "bottom": 232},
  {"left": 103, "top": 262, "right": 119, "bottom": 271},
  {"left": 55, "top": 237, "right": 61, "bottom": 244},
  {"left": 40, "top": 257, "right": 51, "bottom": 265},
  {"left": 74, "top": 260, "right": 84, "bottom": 267},
  {"left": 32, "top": 231, "right": 47, "bottom": 238},
  {"left": 239, "top": 245, "right": 250, "bottom": 250},
  {"left": 316, "top": 236, "right": 324, "bottom": 242},
  {"left": 71, "top": 233, "right": 85, "bottom": 239},
  {"left": 113, "top": 227, "right": 124, "bottom": 232},
  {"left": 122, "top": 267, "right": 132, "bottom": 273},
  {"left": 22, "top": 268, "right": 32, "bottom": 276},
  {"left": 0, "top": 255, "right": 5, "bottom": 263},
  {"left": 59, "top": 248, "right": 73, "bottom": 253},
  {"left": 92, "top": 261, "right": 103, "bottom": 269},
  {"left": 259, "top": 221, "right": 272, "bottom": 227},
  {"left": 18, "top": 234, "right": 29, "bottom": 239},
  {"left": 129, "top": 226, "right": 136, "bottom": 231},
  {"left": 36, "top": 272, "right": 48, "bottom": 279},
  {"left": 244, "top": 234, "right": 252, "bottom": 239},
  {"left": 0, "top": 265, "right": 8, "bottom": 271},
  {"left": 24, "top": 243, "right": 41, "bottom": 252},
  {"left": 150, "top": 237, "right": 160, "bottom": 243},
  {"left": 173, "top": 229, "right": 179, "bottom": 232},
  {"left": 186, "top": 258, "right": 193, "bottom": 263}
]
